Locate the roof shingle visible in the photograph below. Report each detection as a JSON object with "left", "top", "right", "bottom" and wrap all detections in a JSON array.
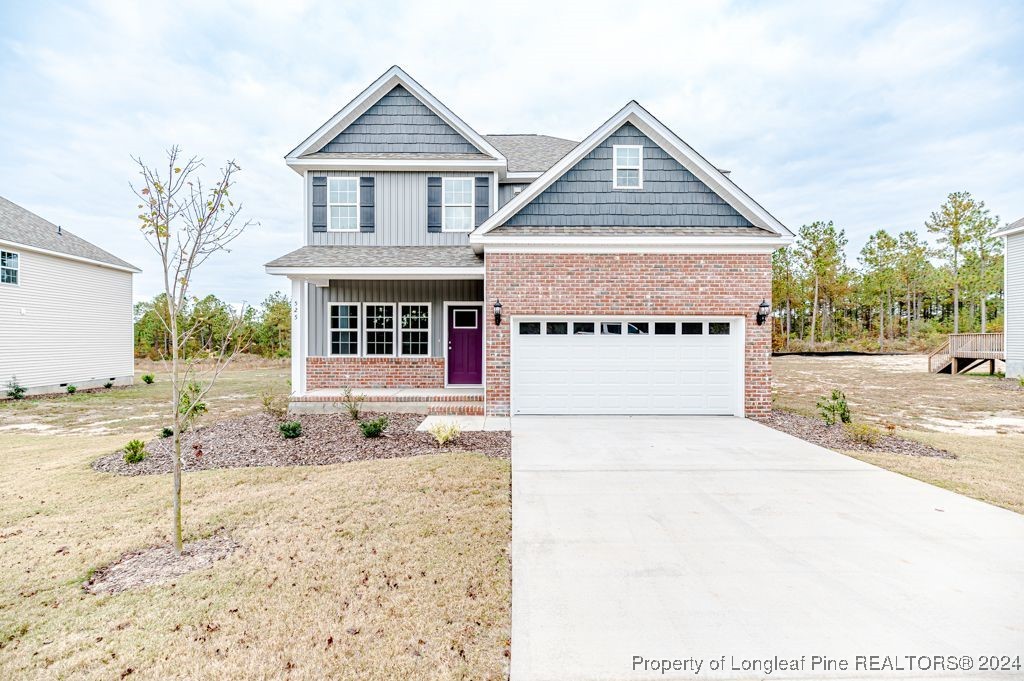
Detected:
[
  {"left": 265, "top": 245, "right": 483, "bottom": 269},
  {"left": 0, "top": 196, "right": 138, "bottom": 271},
  {"left": 484, "top": 134, "right": 579, "bottom": 173}
]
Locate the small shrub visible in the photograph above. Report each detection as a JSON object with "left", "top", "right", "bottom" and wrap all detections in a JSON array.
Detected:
[
  {"left": 123, "top": 439, "right": 147, "bottom": 464},
  {"left": 1019, "top": 376, "right": 1024, "bottom": 389},
  {"left": 141, "top": 374, "right": 155, "bottom": 384},
  {"left": 160, "top": 426, "right": 174, "bottom": 438},
  {"left": 103, "top": 381, "right": 113, "bottom": 389},
  {"left": 882, "top": 421, "right": 897, "bottom": 435},
  {"left": 66, "top": 385, "right": 77, "bottom": 394},
  {"left": 6, "top": 376, "right": 26, "bottom": 400},
  {"left": 358, "top": 415, "right": 389, "bottom": 438},
  {"left": 816, "top": 389, "right": 851, "bottom": 426},
  {"left": 260, "top": 390, "right": 288, "bottom": 420},
  {"left": 342, "top": 387, "right": 365, "bottom": 420},
  {"left": 844, "top": 422, "right": 881, "bottom": 446},
  {"left": 279, "top": 420, "right": 302, "bottom": 439},
  {"left": 427, "top": 420, "right": 461, "bottom": 447}
]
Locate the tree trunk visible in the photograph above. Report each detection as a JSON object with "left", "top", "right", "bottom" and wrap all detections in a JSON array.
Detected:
[
  {"left": 810, "top": 275, "right": 820, "bottom": 348},
  {"left": 785, "top": 297, "right": 791, "bottom": 349},
  {"left": 171, "top": 318, "right": 183, "bottom": 555}
]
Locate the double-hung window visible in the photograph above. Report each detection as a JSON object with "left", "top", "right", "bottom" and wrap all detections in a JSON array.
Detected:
[
  {"left": 364, "top": 304, "right": 396, "bottom": 356},
  {"left": 442, "top": 178, "right": 473, "bottom": 231},
  {"left": 329, "top": 303, "right": 359, "bottom": 356},
  {"left": 0, "top": 250, "right": 18, "bottom": 285},
  {"left": 399, "top": 303, "right": 430, "bottom": 356},
  {"left": 327, "top": 177, "right": 358, "bottom": 231},
  {"left": 612, "top": 145, "right": 643, "bottom": 189}
]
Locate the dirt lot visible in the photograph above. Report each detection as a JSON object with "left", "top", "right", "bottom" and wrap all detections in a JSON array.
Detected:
[
  {"left": 0, "top": 364, "right": 511, "bottom": 680},
  {"left": 773, "top": 354, "right": 1024, "bottom": 513}
]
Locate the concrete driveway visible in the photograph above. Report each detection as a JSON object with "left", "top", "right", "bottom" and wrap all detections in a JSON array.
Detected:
[{"left": 511, "top": 416, "right": 1024, "bottom": 681}]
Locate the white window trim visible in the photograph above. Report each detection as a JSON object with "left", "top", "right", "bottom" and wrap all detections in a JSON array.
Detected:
[
  {"left": 0, "top": 249, "right": 19, "bottom": 286},
  {"left": 327, "top": 176, "right": 360, "bottom": 232},
  {"left": 441, "top": 177, "right": 474, "bottom": 232},
  {"left": 362, "top": 302, "right": 397, "bottom": 357},
  {"left": 612, "top": 144, "right": 643, "bottom": 190},
  {"left": 398, "top": 302, "right": 432, "bottom": 357},
  {"left": 327, "top": 302, "right": 360, "bottom": 357},
  {"left": 452, "top": 308, "right": 479, "bottom": 329}
]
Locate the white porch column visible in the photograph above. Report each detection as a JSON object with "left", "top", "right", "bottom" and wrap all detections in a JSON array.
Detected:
[{"left": 290, "top": 277, "right": 308, "bottom": 396}]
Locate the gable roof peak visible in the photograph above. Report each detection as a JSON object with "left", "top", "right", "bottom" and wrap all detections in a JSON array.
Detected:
[
  {"left": 286, "top": 66, "right": 504, "bottom": 163},
  {"left": 471, "top": 101, "right": 792, "bottom": 239}
]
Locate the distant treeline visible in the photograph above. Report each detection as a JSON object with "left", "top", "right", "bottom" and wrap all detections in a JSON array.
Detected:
[
  {"left": 773, "top": 191, "right": 1004, "bottom": 352},
  {"left": 134, "top": 291, "right": 291, "bottom": 360}
]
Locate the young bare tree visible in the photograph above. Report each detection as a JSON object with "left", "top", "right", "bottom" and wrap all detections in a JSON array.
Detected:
[{"left": 132, "top": 147, "right": 255, "bottom": 554}]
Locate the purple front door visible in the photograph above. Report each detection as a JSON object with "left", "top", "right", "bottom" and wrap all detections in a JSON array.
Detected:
[{"left": 447, "top": 306, "right": 483, "bottom": 385}]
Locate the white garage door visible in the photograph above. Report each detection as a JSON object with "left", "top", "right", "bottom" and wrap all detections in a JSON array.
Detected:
[{"left": 511, "top": 317, "right": 743, "bottom": 415}]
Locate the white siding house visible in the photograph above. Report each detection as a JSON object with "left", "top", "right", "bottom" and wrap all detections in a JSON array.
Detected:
[
  {"left": 0, "top": 196, "right": 139, "bottom": 395},
  {"left": 997, "top": 217, "right": 1024, "bottom": 378}
]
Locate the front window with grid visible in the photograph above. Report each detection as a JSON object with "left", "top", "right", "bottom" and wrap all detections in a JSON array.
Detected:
[
  {"left": 329, "top": 304, "right": 359, "bottom": 355},
  {"left": 442, "top": 178, "right": 473, "bottom": 231},
  {"left": 364, "top": 304, "right": 395, "bottom": 356},
  {"left": 612, "top": 145, "right": 643, "bottom": 189},
  {"left": 400, "top": 304, "right": 430, "bottom": 356},
  {"left": 328, "top": 177, "right": 358, "bottom": 231},
  {"left": 1, "top": 250, "right": 18, "bottom": 284}
]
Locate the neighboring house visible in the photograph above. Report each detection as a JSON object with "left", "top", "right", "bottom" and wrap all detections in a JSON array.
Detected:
[
  {"left": 996, "top": 217, "right": 1024, "bottom": 378},
  {"left": 0, "top": 196, "right": 139, "bottom": 395},
  {"left": 266, "top": 66, "right": 792, "bottom": 416}
]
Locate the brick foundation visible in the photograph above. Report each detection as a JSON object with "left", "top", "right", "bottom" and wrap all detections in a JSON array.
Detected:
[
  {"left": 306, "top": 356, "right": 445, "bottom": 390},
  {"left": 484, "top": 252, "right": 773, "bottom": 417}
]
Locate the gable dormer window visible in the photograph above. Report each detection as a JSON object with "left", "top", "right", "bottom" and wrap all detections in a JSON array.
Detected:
[
  {"left": 612, "top": 145, "right": 643, "bottom": 189},
  {"left": 442, "top": 178, "right": 474, "bottom": 232},
  {"left": 327, "top": 177, "right": 359, "bottom": 231}
]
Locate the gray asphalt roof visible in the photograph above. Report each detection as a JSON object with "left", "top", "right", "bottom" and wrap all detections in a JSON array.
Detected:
[
  {"left": 0, "top": 196, "right": 138, "bottom": 271},
  {"left": 484, "top": 134, "right": 579, "bottom": 173},
  {"left": 486, "top": 224, "right": 779, "bottom": 237},
  {"left": 265, "top": 245, "right": 483, "bottom": 269}
]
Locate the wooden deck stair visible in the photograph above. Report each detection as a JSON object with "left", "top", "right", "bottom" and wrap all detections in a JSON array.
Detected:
[{"left": 929, "top": 333, "right": 1005, "bottom": 374}]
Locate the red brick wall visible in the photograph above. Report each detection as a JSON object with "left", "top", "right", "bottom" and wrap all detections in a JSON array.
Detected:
[
  {"left": 306, "top": 356, "right": 445, "bottom": 390},
  {"left": 484, "top": 252, "right": 772, "bottom": 417}
]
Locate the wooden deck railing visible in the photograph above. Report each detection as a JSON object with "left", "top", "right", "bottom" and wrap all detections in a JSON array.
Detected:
[
  {"left": 928, "top": 338, "right": 950, "bottom": 373},
  {"left": 947, "top": 333, "right": 1005, "bottom": 359}
]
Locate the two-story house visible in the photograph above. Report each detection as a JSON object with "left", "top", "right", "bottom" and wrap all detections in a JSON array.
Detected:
[{"left": 266, "top": 66, "right": 792, "bottom": 417}]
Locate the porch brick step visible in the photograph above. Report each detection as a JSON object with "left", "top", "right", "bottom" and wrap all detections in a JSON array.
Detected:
[
  {"left": 293, "top": 393, "right": 483, "bottom": 403},
  {"left": 426, "top": 403, "right": 485, "bottom": 416}
]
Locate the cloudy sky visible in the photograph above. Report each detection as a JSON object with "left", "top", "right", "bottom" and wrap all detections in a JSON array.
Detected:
[{"left": 1, "top": 0, "right": 1022, "bottom": 306}]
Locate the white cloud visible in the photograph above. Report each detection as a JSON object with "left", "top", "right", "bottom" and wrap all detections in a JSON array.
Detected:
[{"left": 1, "top": 0, "right": 1022, "bottom": 302}]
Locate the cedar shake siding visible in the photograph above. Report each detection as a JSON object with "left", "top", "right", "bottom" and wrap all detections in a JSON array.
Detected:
[
  {"left": 484, "top": 252, "right": 772, "bottom": 417},
  {"left": 501, "top": 123, "right": 754, "bottom": 230},
  {"left": 318, "top": 85, "right": 481, "bottom": 155}
]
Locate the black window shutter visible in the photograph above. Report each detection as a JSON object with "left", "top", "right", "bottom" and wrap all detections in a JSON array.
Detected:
[
  {"left": 427, "top": 176, "right": 442, "bottom": 233},
  {"left": 359, "top": 177, "right": 375, "bottom": 233},
  {"left": 474, "top": 176, "right": 490, "bottom": 227},
  {"left": 311, "top": 176, "right": 327, "bottom": 232}
]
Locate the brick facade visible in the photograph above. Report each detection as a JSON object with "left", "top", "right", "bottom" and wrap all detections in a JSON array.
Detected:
[
  {"left": 483, "top": 252, "right": 773, "bottom": 417},
  {"left": 306, "top": 356, "right": 445, "bottom": 390}
]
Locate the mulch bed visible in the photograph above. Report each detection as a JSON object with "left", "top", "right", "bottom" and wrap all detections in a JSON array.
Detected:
[
  {"left": 92, "top": 412, "right": 511, "bottom": 476},
  {"left": 758, "top": 410, "right": 956, "bottom": 459},
  {"left": 83, "top": 534, "right": 240, "bottom": 594}
]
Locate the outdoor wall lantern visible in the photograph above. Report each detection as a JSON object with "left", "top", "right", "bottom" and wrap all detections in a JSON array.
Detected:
[
  {"left": 493, "top": 299, "right": 503, "bottom": 325},
  {"left": 756, "top": 299, "right": 770, "bottom": 326}
]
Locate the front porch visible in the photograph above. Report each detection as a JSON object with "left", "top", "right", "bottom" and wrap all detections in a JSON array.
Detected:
[{"left": 286, "top": 273, "right": 485, "bottom": 400}]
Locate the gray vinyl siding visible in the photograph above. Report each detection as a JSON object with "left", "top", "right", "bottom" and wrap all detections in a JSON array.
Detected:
[
  {"left": 1007, "top": 232, "right": 1023, "bottom": 377},
  {"left": 320, "top": 86, "right": 480, "bottom": 154},
  {"left": 307, "top": 171, "right": 487, "bottom": 246},
  {"left": 504, "top": 123, "right": 753, "bottom": 228},
  {"left": 307, "top": 279, "right": 483, "bottom": 357},
  {"left": 498, "top": 183, "right": 532, "bottom": 208}
]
